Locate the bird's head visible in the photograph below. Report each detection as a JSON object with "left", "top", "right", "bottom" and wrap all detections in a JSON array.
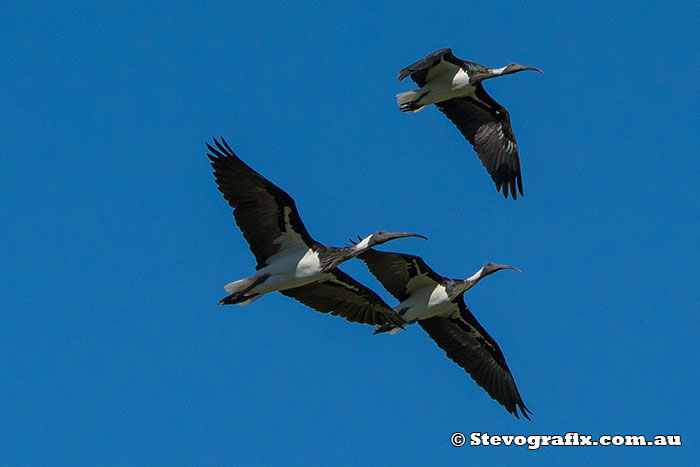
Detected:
[
  {"left": 471, "top": 63, "right": 543, "bottom": 83},
  {"left": 479, "top": 262, "right": 522, "bottom": 278},
  {"left": 456, "top": 262, "right": 522, "bottom": 294},
  {"left": 369, "top": 231, "right": 428, "bottom": 247},
  {"left": 351, "top": 231, "right": 427, "bottom": 251},
  {"left": 500, "top": 63, "right": 543, "bottom": 76}
]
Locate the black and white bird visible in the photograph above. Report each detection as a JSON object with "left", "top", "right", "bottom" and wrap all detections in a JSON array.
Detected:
[
  {"left": 207, "top": 138, "right": 427, "bottom": 327},
  {"left": 397, "top": 48, "right": 542, "bottom": 199},
  {"left": 359, "top": 249, "right": 531, "bottom": 419}
]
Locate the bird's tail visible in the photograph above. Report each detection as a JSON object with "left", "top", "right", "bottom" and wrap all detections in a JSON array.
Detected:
[
  {"left": 224, "top": 278, "right": 254, "bottom": 294},
  {"left": 396, "top": 90, "right": 429, "bottom": 113}
]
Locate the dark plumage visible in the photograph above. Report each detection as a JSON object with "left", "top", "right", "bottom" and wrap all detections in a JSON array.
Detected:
[
  {"left": 360, "top": 249, "right": 531, "bottom": 420},
  {"left": 207, "top": 138, "right": 426, "bottom": 327},
  {"left": 397, "top": 48, "right": 542, "bottom": 199}
]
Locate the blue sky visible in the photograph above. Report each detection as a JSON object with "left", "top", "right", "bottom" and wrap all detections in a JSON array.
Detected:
[{"left": 2, "top": 1, "right": 698, "bottom": 465}]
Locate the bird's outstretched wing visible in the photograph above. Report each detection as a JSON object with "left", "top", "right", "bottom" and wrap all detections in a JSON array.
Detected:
[
  {"left": 419, "top": 297, "right": 531, "bottom": 419},
  {"left": 397, "top": 48, "right": 464, "bottom": 86},
  {"left": 358, "top": 249, "right": 444, "bottom": 302},
  {"left": 207, "top": 138, "right": 316, "bottom": 269},
  {"left": 281, "top": 269, "right": 406, "bottom": 327},
  {"left": 436, "top": 85, "right": 523, "bottom": 199}
]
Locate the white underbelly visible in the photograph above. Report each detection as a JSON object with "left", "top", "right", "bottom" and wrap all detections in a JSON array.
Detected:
[
  {"left": 421, "top": 69, "right": 475, "bottom": 104},
  {"left": 256, "top": 271, "right": 328, "bottom": 293},
  {"left": 254, "top": 248, "right": 326, "bottom": 293},
  {"left": 398, "top": 285, "right": 453, "bottom": 322}
]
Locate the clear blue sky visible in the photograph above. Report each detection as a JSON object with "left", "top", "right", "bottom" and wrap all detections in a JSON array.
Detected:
[{"left": 2, "top": 1, "right": 698, "bottom": 465}]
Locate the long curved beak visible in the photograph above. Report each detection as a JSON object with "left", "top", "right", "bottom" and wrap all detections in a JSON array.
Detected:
[
  {"left": 513, "top": 64, "right": 543, "bottom": 74},
  {"left": 386, "top": 232, "right": 428, "bottom": 240},
  {"left": 494, "top": 264, "right": 523, "bottom": 274}
]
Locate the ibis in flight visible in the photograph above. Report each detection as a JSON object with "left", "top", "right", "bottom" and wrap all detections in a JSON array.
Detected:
[
  {"left": 207, "top": 137, "right": 427, "bottom": 327},
  {"left": 359, "top": 249, "right": 531, "bottom": 419},
  {"left": 396, "top": 48, "right": 542, "bottom": 200}
]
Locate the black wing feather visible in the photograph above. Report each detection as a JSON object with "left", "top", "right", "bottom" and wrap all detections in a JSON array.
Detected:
[
  {"left": 398, "top": 48, "right": 463, "bottom": 86},
  {"left": 419, "top": 297, "right": 531, "bottom": 420},
  {"left": 281, "top": 269, "right": 406, "bottom": 327},
  {"left": 207, "top": 138, "right": 316, "bottom": 268},
  {"left": 436, "top": 84, "right": 523, "bottom": 199},
  {"left": 358, "top": 250, "right": 444, "bottom": 302}
]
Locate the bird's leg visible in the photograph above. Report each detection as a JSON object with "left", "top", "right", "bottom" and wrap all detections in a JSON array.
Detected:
[
  {"left": 398, "top": 90, "right": 431, "bottom": 112},
  {"left": 373, "top": 323, "right": 396, "bottom": 335},
  {"left": 218, "top": 273, "right": 270, "bottom": 305},
  {"left": 372, "top": 307, "right": 410, "bottom": 334},
  {"left": 239, "top": 273, "right": 270, "bottom": 294}
]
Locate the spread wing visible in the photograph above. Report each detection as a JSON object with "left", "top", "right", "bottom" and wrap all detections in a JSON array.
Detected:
[
  {"left": 358, "top": 250, "right": 444, "bottom": 302},
  {"left": 397, "top": 48, "right": 464, "bottom": 86},
  {"left": 419, "top": 297, "right": 531, "bottom": 419},
  {"left": 207, "top": 138, "right": 316, "bottom": 269},
  {"left": 281, "top": 269, "right": 406, "bottom": 327},
  {"left": 436, "top": 84, "right": 523, "bottom": 199}
]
